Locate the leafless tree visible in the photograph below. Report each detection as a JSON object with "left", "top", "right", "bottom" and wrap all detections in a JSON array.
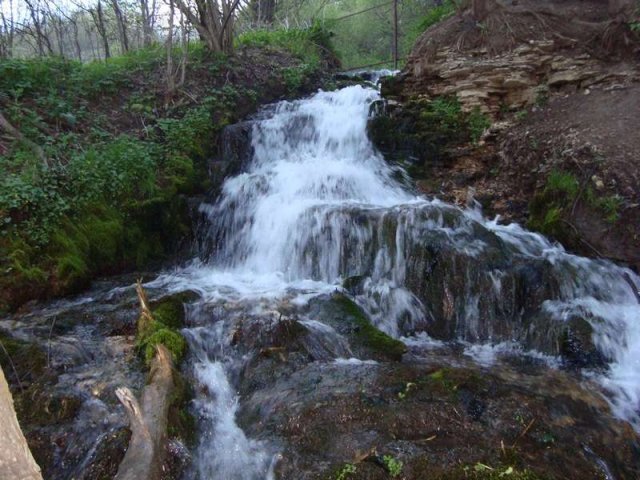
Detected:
[
  {"left": 173, "top": 0, "right": 242, "bottom": 53},
  {"left": 110, "top": 0, "right": 130, "bottom": 53},
  {"left": 90, "top": 0, "right": 111, "bottom": 59},
  {"left": 139, "top": 0, "right": 158, "bottom": 46},
  {"left": 250, "top": 0, "right": 276, "bottom": 25},
  {"left": 23, "top": 0, "right": 54, "bottom": 56},
  {"left": 0, "top": 0, "right": 16, "bottom": 58}
]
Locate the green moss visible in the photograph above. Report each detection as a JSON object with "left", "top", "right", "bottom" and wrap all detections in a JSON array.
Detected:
[
  {"left": 368, "top": 96, "right": 491, "bottom": 174},
  {"left": 150, "top": 291, "right": 198, "bottom": 329},
  {"left": 332, "top": 293, "right": 406, "bottom": 361},
  {"left": 142, "top": 328, "right": 186, "bottom": 366},
  {"left": 528, "top": 169, "right": 622, "bottom": 244},
  {"left": 167, "top": 370, "right": 196, "bottom": 445}
]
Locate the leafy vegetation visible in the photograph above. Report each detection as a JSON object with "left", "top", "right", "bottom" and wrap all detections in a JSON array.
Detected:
[
  {"left": 382, "top": 455, "right": 403, "bottom": 477},
  {"left": 528, "top": 170, "right": 622, "bottom": 243},
  {"left": 334, "top": 463, "right": 357, "bottom": 480},
  {"left": 368, "top": 96, "right": 491, "bottom": 177},
  {"left": 0, "top": 32, "right": 332, "bottom": 313}
]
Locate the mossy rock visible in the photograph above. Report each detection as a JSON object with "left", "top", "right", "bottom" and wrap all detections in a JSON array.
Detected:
[
  {"left": 150, "top": 291, "right": 199, "bottom": 329},
  {"left": 168, "top": 370, "right": 196, "bottom": 445},
  {"left": 142, "top": 328, "right": 187, "bottom": 366},
  {"left": 331, "top": 293, "right": 407, "bottom": 361}
]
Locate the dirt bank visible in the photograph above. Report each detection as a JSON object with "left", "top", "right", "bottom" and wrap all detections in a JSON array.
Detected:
[{"left": 374, "top": 0, "right": 640, "bottom": 270}]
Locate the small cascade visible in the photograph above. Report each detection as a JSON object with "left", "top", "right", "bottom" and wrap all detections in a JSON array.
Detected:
[{"left": 151, "top": 81, "right": 640, "bottom": 477}]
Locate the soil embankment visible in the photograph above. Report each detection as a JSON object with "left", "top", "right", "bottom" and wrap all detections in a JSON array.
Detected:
[{"left": 374, "top": 0, "right": 640, "bottom": 269}]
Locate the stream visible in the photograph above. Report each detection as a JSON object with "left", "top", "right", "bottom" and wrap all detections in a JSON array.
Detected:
[{"left": 2, "top": 79, "right": 640, "bottom": 479}]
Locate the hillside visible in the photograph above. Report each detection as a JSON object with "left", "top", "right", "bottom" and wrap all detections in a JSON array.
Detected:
[
  {"left": 373, "top": 0, "right": 640, "bottom": 270},
  {"left": 0, "top": 29, "right": 336, "bottom": 313}
]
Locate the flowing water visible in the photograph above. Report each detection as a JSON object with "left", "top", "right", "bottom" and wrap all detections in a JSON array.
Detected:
[{"left": 145, "top": 82, "right": 640, "bottom": 477}]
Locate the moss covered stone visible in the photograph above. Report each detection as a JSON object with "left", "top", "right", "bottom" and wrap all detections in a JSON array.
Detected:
[
  {"left": 332, "top": 293, "right": 407, "bottom": 361},
  {"left": 142, "top": 328, "right": 187, "bottom": 366}
]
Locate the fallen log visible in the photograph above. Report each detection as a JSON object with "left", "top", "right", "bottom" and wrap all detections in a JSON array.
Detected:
[
  {"left": 0, "top": 365, "right": 43, "bottom": 480},
  {"left": 114, "top": 344, "right": 175, "bottom": 480}
]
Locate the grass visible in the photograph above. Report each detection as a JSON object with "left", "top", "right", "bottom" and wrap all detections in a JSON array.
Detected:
[
  {"left": 528, "top": 170, "right": 622, "bottom": 243},
  {"left": 0, "top": 36, "right": 331, "bottom": 312}
]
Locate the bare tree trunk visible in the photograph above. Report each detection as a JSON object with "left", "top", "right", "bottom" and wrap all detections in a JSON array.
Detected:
[
  {"left": 173, "top": 0, "right": 241, "bottom": 53},
  {"left": 110, "top": 0, "right": 130, "bottom": 53},
  {"left": 179, "top": 11, "right": 187, "bottom": 87},
  {"left": 114, "top": 282, "right": 175, "bottom": 480},
  {"left": 140, "top": 0, "right": 154, "bottom": 46},
  {"left": 71, "top": 18, "right": 82, "bottom": 61},
  {"left": 609, "top": 0, "right": 635, "bottom": 19},
  {"left": 92, "top": 1, "right": 111, "bottom": 59},
  {"left": 0, "top": 366, "right": 43, "bottom": 480},
  {"left": 167, "top": 0, "right": 176, "bottom": 94},
  {"left": 24, "top": 0, "right": 53, "bottom": 56},
  {"left": 472, "top": 0, "right": 489, "bottom": 21},
  {"left": 0, "top": 0, "right": 15, "bottom": 59}
]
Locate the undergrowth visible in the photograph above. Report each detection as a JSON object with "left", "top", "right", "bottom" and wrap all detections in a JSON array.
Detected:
[{"left": 0, "top": 31, "right": 332, "bottom": 312}]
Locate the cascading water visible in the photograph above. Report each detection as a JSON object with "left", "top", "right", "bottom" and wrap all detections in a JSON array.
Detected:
[{"left": 152, "top": 82, "right": 640, "bottom": 477}]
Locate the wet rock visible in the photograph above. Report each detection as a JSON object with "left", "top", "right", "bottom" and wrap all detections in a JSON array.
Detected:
[
  {"left": 309, "top": 293, "right": 407, "bottom": 361},
  {"left": 560, "top": 317, "right": 608, "bottom": 369}
]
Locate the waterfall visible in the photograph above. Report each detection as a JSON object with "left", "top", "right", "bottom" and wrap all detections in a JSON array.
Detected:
[{"left": 151, "top": 83, "right": 640, "bottom": 477}]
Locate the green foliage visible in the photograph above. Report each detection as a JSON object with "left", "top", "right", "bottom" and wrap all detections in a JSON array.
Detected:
[
  {"left": 417, "top": 0, "right": 456, "bottom": 32},
  {"left": 468, "top": 107, "right": 491, "bottom": 143},
  {"left": 528, "top": 170, "right": 622, "bottom": 243},
  {"left": 142, "top": 328, "right": 187, "bottom": 366},
  {"left": 334, "top": 463, "right": 357, "bottom": 480},
  {"left": 237, "top": 22, "right": 333, "bottom": 68},
  {"left": 158, "top": 107, "right": 214, "bottom": 158},
  {"left": 382, "top": 455, "right": 403, "bottom": 477}
]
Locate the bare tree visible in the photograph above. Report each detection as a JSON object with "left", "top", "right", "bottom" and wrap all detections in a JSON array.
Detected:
[
  {"left": 166, "top": 0, "right": 189, "bottom": 94},
  {"left": 23, "top": 0, "right": 54, "bottom": 56},
  {"left": 139, "top": 0, "right": 157, "bottom": 46},
  {"left": 110, "top": 0, "right": 130, "bottom": 53},
  {"left": 0, "top": 0, "right": 16, "bottom": 58},
  {"left": 173, "top": 0, "right": 242, "bottom": 53},
  {"left": 250, "top": 0, "right": 276, "bottom": 25},
  {"left": 90, "top": 0, "right": 111, "bottom": 59}
]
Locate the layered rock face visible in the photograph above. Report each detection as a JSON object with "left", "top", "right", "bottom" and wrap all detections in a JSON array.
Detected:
[
  {"left": 375, "top": 0, "right": 640, "bottom": 270},
  {"left": 398, "top": 40, "right": 638, "bottom": 115}
]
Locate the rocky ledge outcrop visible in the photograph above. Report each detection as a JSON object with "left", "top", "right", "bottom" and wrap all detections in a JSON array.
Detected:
[{"left": 374, "top": 0, "right": 640, "bottom": 270}]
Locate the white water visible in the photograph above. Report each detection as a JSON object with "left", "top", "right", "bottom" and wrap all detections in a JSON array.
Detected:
[{"left": 152, "top": 83, "right": 640, "bottom": 476}]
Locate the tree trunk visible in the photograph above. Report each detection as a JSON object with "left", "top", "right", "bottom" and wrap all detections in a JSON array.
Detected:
[
  {"left": 472, "top": 0, "right": 489, "bottom": 21},
  {"left": 609, "top": 0, "right": 635, "bottom": 19},
  {"left": 92, "top": 1, "right": 111, "bottom": 59},
  {"left": 0, "top": 366, "right": 43, "bottom": 480},
  {"left": 115, "top": 282, "right": 175, "bottom": 480},
  {"left": 167, "top": 0, "right": 176, "bottom": 95},
  {"left": 140, "top": 0, "right": 154, "bottom": 46},
  {"left": 111, "top": 0, "right": 130, "bottom": 53}
]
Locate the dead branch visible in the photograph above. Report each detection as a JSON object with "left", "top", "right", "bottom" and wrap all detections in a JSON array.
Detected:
[{"left": 114, "top": 344, "right": 175, "bottom": 480}]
